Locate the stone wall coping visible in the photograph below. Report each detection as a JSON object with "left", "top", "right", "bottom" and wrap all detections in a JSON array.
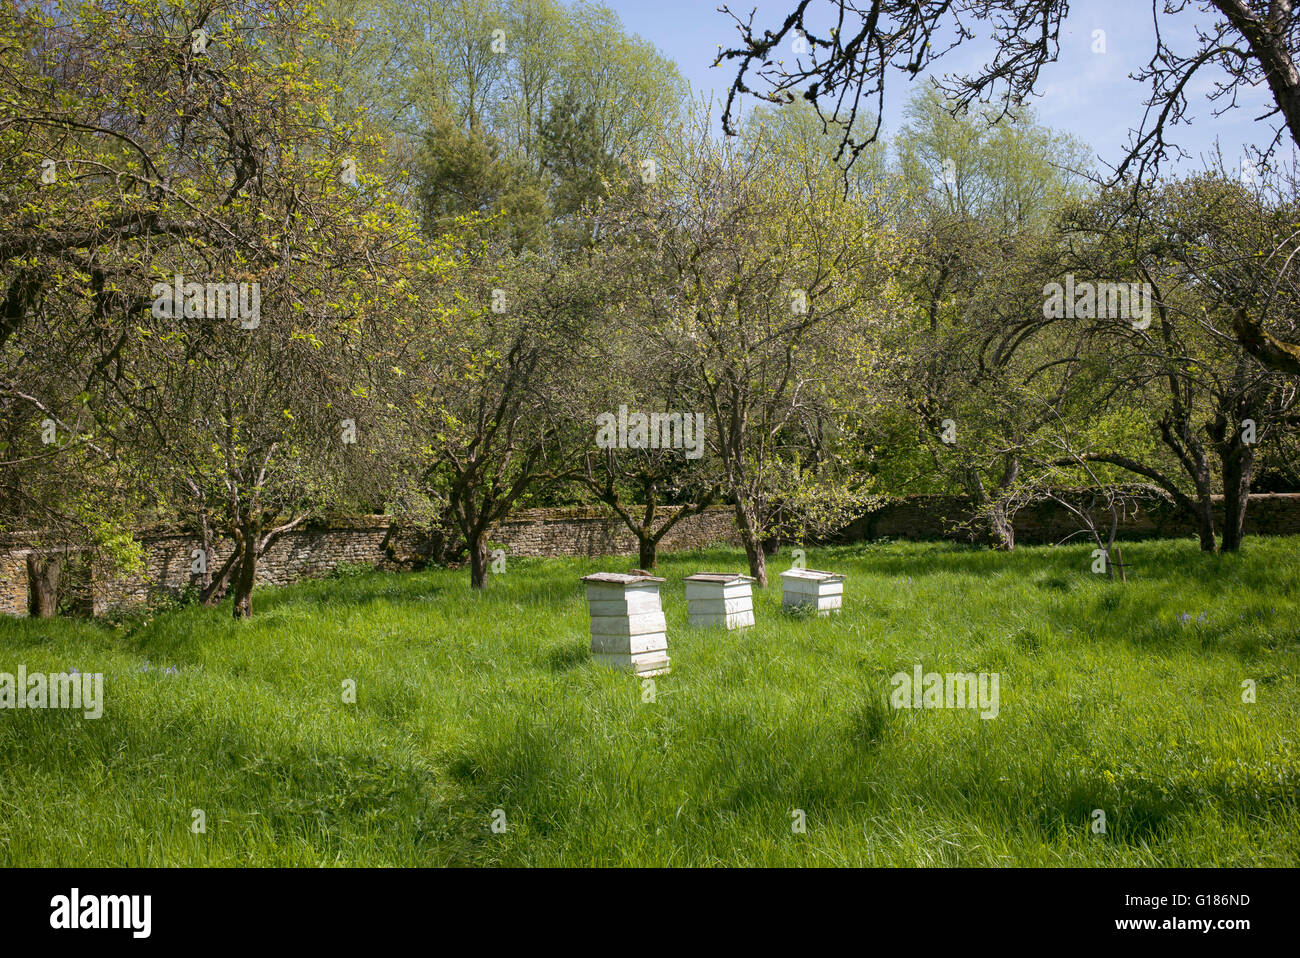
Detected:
[{"left": 497, "top": 504, "right": 733, "bottom": 524}]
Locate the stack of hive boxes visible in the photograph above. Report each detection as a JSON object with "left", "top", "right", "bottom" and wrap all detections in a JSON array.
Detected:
[
  {"left": 581, "top": 571, "right": 670, "bottom": 676},
  {"left": 779, "top": 568, "right": 845, "bottom": 615},
  {"left": 683, "top": 573, "right": 755, "bottom": 629}
]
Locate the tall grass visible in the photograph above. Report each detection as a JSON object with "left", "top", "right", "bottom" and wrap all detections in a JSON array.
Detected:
[{"left": 1, "top": 537, "right": 1297, "bottom": 866}]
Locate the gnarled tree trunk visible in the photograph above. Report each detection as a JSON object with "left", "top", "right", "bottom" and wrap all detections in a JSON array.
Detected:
[
  {"left": 1219, "top": 443, "right": 1255, "bottom": 553},
  {"left": 965, "top": 464, "right": 1017, "bottom": 551},
  {"left": 734, "top": 503, "right": 768, "bottom": 587},
  {"left": 987, "top": 502, "right": 1016, "bottom": 551},
  {"left": 637, "top": 535, "right": 657, "bottom": 570},
  {"left": 201, "top": 549, "right": 238, "bottom": 606},
  {"left": 1191, "top": 498, "right": 1217, "bottom": 553},
  {"left": 26, "top": 554, "right": 60, "bottom": 617},
  {"left": 230, "top": 521, "right": 261, "bottom": 619},
  {"left": 468, "top": 532, "right": 489, "bottom": 590}
]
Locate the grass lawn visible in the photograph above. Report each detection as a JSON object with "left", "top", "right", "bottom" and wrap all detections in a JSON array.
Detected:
[{"left": 1, "top": 537, "right": 1298, "bottom": 866}]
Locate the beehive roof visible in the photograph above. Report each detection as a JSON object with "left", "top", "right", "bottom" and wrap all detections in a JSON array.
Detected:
[
  {"left": 683, "top": 572, "right": 755, "bottom": 584},
  {"left": 779, "top": 568, "right": 845, "bottom": 582},
  {"left": 581, "top": 572, "right": 666, "bottom": 585}
]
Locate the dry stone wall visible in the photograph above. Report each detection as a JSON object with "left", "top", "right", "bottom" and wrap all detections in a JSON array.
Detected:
[
  {"left": 0, "top": 507, "right": 742, "bottom": 616},
  {"left": 836, "top": 492, "right": 1300, "bottom": 544},
  {"left": 4, "top": 494, "right": 1300, "bottom": 616}
]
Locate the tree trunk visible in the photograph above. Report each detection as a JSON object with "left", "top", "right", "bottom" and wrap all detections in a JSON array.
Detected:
[
  {"left": 991, "top": 455, "right": 1020, "bottom": 551},
  {"left": 26, "top": 554, "right": 60, "bottom": 617},
  {"left": 734, "top": 503, "right": 768, "bottom": 587},
  {"left": 987, "top": 503, "right": 1015, "bottom": 551},
  {"left": 963, "top": 467, "right": 1015, "bottom": 551},
  {"left": 202, "top": 548, "right": 238, "bottom": 606},
  {"left": 637, "top": 535, "right": 657, "bottom": 570},
  {"left": 231, "top": 524, "right": 260, "bottom": 619},
  {"left": 198, "top": 512, "right": 213, "bottom": 591},
  {"left": 1191, "top": 496, "right": 1217, "bottom": 552},
  {"left": 469, "top": 532, "right": 489, "bottom": 590},
  {"left": 1219, "top": 445, "right": 1255, "bottom": 553}
]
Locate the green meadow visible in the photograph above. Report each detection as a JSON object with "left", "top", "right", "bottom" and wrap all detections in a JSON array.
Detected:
[{"left": 1, "top": 538, "right": 1297, "bottom": 866}]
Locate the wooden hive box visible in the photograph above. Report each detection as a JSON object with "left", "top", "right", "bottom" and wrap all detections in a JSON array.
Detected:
[
  {"left": 683, "top": 572, "right": 755, "bottom": 629},
  {"left": 581, "top": 571, "right": 669, "bottom": 676},
  {"left": 779, "top": 568, "right": 845, "bottom": 615}
]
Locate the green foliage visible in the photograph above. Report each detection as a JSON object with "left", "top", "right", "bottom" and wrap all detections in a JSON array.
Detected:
[
  {"left": 416, "top": 105, "right": 549, "bottom": 248},
  {"left": 328, "top": 561, "right": 375, "bottom": 579},
  {"left": 5, "top": 0, "right": 1300, "bottom": 610}
]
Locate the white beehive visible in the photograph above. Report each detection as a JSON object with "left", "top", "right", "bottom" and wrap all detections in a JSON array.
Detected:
[
  {"left": 581, "top": 572, "right": 669, "bottom": 676},
  {"left": 780, "top": 568, "right": 845, "bottom": 615},
  {"left": 683, "top": 573, "right": 755, "bottom": 629}
]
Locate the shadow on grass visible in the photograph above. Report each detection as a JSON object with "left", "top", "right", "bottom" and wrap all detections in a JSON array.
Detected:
[
  {"left": 543, "top": 641, "right": 591, "bottom": 673},
  {"left": 253, "top": 572, "right": 450, "bottom": 612}
]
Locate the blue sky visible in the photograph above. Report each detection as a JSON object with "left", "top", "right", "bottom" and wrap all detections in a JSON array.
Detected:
[{"left": 604, "top": 0, "right": 1290, "bottom": 178}]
